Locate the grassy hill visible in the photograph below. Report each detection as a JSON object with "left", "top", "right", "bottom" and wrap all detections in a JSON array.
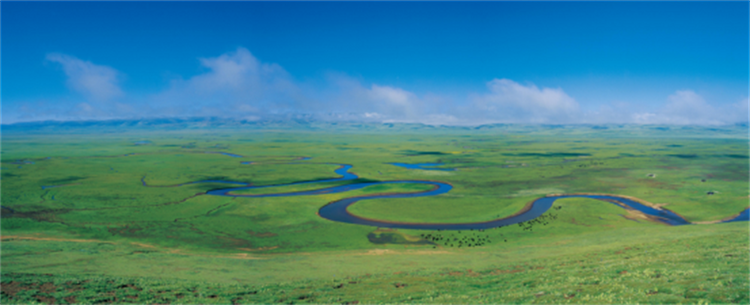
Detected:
[{"left": 2, "top": 125, "right": 747, "bottom": 303}]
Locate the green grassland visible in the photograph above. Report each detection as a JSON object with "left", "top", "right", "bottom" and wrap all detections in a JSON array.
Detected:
[{"left": 1, "top": 124, "right": 748, "bottom": 304}]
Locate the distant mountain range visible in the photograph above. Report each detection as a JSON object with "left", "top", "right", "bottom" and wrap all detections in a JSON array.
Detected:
[{"left": 2, "top": 117, "right": 747, "bottom": 136}]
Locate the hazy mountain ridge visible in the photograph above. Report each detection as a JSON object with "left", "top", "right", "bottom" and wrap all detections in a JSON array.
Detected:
[{"left": 2, "top": 117, "right": 748, "bottom": 137}]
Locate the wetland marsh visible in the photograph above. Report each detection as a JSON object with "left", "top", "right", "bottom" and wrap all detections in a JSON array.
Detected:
[{"left": 1, "top": 124, "right": 748, "bottom": 304}]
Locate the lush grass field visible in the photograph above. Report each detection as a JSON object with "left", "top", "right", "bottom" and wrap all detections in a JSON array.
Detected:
[{"left": 2, "top": 125, "right": 748, "bottom": 304}]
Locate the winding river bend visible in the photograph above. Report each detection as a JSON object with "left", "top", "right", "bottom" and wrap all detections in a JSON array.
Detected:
[{"left": 159, "top": 159, "right": 748, "bottom": 229}]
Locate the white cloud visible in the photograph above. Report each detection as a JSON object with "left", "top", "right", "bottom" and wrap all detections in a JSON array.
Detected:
[
  {"left": 322, "top": 74, "right": 427, "bottom": 119},
  {"left": 191, "top": 47, "right": 290, "bottom": 93},
  {"left": 5, "top": 48, "right": 745, "bottom": 127},
  {"left": 632, "top": 112, "right": 657, "bottom": 124},
  {"left": 660, "top": 90, "right": 722, "bottom": 124},
  {"left": 629, "top": 90, "right": 746, "bottom": 125},
  {"left": 46, "top": 53, "right": 123, "bottom": 101},
  {"left": 727, "top": 97, "right": 749, "bottom": 124},
  {"left": 471, "top": 78, "right": 580, "bottom": 123},
  {"left": 384, "top": 114, "right": 464, "bottom": 126},
  {"left": 365, "top": 84, "right": 421, "bottom": 117},
  {"left": 147, "top": 47, "right": 303, "bottom": 117},
  {"left": 368, "top": 85, "right": 413, "bottom": 107}
]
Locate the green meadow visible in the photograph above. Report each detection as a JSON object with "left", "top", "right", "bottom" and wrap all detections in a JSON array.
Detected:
[{"left": 1, "top": 124, "right": 748, "bottom": 304}]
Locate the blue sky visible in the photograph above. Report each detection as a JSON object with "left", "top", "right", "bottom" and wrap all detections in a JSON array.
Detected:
[{"left": 3, "top": 1, "right": 748, "bottom": 125}]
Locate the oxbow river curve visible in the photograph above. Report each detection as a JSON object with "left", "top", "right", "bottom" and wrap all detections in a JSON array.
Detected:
[{"left": 141, "top": 158, "right": 749, "bottom": 230}]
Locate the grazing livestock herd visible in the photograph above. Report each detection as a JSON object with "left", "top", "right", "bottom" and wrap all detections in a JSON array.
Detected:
[{"left": 416, "top": 206, "right": 563, "bottom": 248}]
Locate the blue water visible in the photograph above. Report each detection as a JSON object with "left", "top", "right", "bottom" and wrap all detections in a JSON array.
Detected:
[
  {"left": 318, "top": 193, "right": 694, "bottom": 230},
  {"left": 390, "top": 162, "right": 454, "bottom": 171},
  {"left": 1, "top": 205, "right": 16, "bottom": 214},
  {"left": 41, "top": 184, "right": 78, "bottom": 190},
  {"left": 214, "top": 152, "right": 243, "bottom": 158},
  {"left": 196, "top": 162, "right": 747, "bottom": 229},
  {"left": 723, "top": 208, "right": 750, "bottom": 223},
  {"left": 206, "top": 164, "right": 357, "bottom": 196}
]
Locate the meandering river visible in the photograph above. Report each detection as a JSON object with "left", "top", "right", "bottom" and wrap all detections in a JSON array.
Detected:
[{"left": 195, "top": 161, "right": 749, "bottom": 229}]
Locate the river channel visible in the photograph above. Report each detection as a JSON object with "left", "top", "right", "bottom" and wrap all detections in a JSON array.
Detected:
[{"left": 198, "top": 161, "right": 749, "bottom": 229}]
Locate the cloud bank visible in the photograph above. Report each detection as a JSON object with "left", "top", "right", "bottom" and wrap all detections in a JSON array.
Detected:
[
  {"left": 471, "top": 79, "right": 580, "bottom": 124},
  {"left": 146, "top": 47, "right": 302, "bottom": 119},
  {"left": 5, "top": 47, "right": 747, "bottom": 126},
  {"left": 46, "top": 53, "right": 124, "bottom": 101},
  {"left": 632, "top": 90, "right": 748, "bottom": 125}
]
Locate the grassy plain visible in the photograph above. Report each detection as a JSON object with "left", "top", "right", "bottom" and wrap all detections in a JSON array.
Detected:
[{"left": 1, "top": 124, "right": 748, "bottom": 304}]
